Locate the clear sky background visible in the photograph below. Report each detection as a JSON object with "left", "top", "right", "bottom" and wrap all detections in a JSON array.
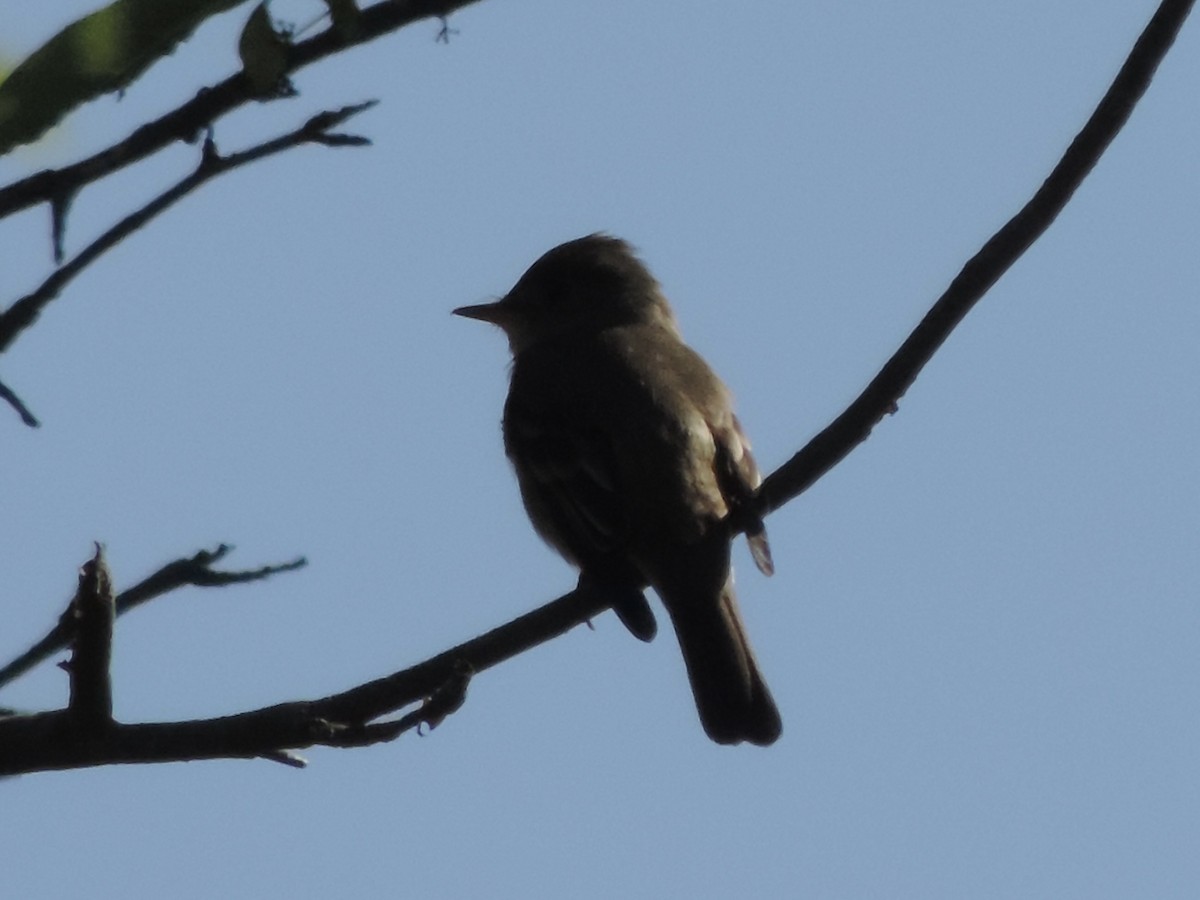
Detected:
[{"left": 2, "top": 2, "right": 1198, "bottom": 897}]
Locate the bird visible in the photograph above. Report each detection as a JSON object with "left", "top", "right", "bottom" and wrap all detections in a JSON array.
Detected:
[{"left": 454, "top": 234, "right": 781, "bottom": 746}]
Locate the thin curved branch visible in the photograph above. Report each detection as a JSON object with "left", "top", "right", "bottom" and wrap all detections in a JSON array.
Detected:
[
  {"left": 0, "top": 376, "right": 39, "bottom": 426},
  {"left": 756, "top": 0, "right": 1194, "bottom": 516},
  {"left": 0, "top": 101, "right": 377, "bottom": 363},
  {"left": 0, "top": 545, "right": 306, "bottom": 690}
]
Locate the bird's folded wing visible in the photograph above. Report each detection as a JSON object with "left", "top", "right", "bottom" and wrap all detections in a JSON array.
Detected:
[{"left": 713, "top": 414, "right": 774, "bottom": 577}]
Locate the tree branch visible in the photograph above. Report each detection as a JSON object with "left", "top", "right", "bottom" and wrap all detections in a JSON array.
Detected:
[
  {"left": 0, "top": 544, "right": 306, "bottom": 690},
  {"left": 0, "top": 101, "right": 377, "bottom": 367},
  {"left": 0, "top": 577, "right": 603, "bottom": 775},
  {"left": 755, "top": 0, "right": 1194, "bottom": 516},
  {"left": 0, "top": 1, "right": 487, "bottom": 417},
  {"left": 62, "top": 545, "right": 115, "bottom": 732},
  {"left": 0, "top": 0, "right": 483, "bottom": 222}
]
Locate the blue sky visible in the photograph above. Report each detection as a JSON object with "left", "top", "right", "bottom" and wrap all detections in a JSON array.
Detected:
[{"left": 2, "top": 2, "right": 1198, "bottom": 897}]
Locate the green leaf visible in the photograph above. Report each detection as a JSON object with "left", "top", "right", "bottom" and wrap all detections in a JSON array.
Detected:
[
  {"left": 0, "top": 0, "right": 255, "bottom": 157},
  {"left": 323, "top": 0, "right": 361, "bottom": 40},
  {"left": 237, "top": 1, "right": 293, "bottom": 97}
]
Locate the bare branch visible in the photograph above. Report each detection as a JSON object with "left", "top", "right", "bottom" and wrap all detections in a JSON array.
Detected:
[
  {"left": 117, "top": 544, "right": 308, "bottom": 609},
  {"left": 260, "top": 749, "right": 308, "bottom": 768},
  {"left": 0, "top": 0, "right": 481, "bottom": 222},
  {"left": 62, "top": 545, "right": 115, "bottom": 731},
  {"left": 0, "top": 376, "right": 39, "bottom": 426},
  {"left": 0, "top": 545, "right": 306, "bottom": 690},
  {"left": 0, "top": 585, "right": 603, "bottom": 775},
  {"left": 755, "top": 0, "right": 1195, "bottom": 516},
  {"left": 49, "top": 190, "right": 75, "bottom": 265},
  {"left": 0, "top": 102, "right": 377, "bottom": 360}
]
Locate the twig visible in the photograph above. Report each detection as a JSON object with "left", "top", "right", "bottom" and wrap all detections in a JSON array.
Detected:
[
  {"left": 755, "top": 0, "right": 1195, "bottom": 516},
  {"left": 0, "top": 376, "right": 39, "bottom": 426},
  {"left": 0, "top": 102, "right": 377, "bottom": 359},
  {"left": 0, "top": 0, "right": 480, "bottom": 222},
  {"left": 260, "top": 749, "right": 308, "bottom": 768},
  {"left": 0, "top": 544, "right": 306, "bottom": 690},
  {"left": 115, "top": 543, "right": 307, "bottom": 615},
  {"left": 62, "top": 545, "right": 115, "bottom": 732}
]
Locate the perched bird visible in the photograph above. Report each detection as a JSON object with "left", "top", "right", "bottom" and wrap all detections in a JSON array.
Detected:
[{"left": 455, "top": 234, "right": 781, "bottom": 746}]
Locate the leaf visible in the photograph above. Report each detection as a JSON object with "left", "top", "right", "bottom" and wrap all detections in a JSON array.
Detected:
[
  {"left": 0, "top": 0, "right": 255, "bottom": 157},
  {"left": 237, "top": 1, "right": 293, "bottom": 97},
  {"left": 323, "top": 0, "right": 361, "bottom": 41}
]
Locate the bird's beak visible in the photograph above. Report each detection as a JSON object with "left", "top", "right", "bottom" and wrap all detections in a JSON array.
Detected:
[{"left": 453, "top": 300, "right": 510, "bottom": 326}]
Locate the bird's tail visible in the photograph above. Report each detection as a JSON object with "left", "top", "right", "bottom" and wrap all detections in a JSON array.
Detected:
[{"left": 655, "top": 545, "right": 781, "bottom": 746}]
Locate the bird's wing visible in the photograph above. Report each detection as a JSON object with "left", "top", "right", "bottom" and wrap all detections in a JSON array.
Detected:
[
  {"left": 504, "top": 395, "right": 658, "bottom": 641},
  {"left": 712, "top": 413, "right": 774, "bottom": 577},
  {"left": 504, "top": 395, "right": 624, "bottom": 562}
]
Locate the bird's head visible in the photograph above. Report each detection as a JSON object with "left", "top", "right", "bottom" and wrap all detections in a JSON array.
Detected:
[{"left": 454, "top": 234, "right": 679, "bottom": 354}]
